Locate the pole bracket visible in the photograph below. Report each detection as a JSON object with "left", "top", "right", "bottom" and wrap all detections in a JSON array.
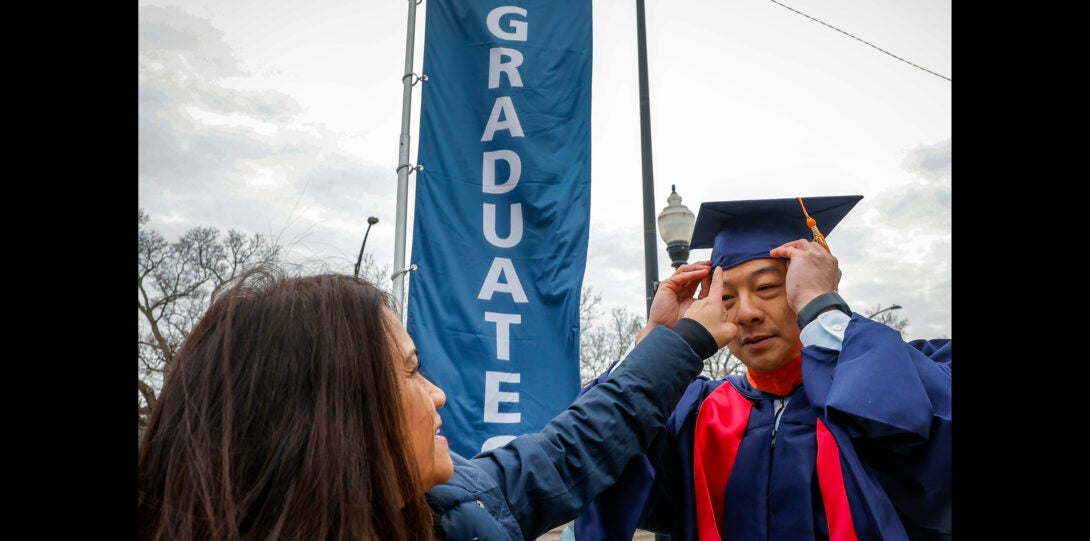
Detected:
[
  {"left": 402, "top": 72, "right": 428, "bottom": 86},
  {"left": 391, "top": 264, "right": 418, "bottom": 281}
]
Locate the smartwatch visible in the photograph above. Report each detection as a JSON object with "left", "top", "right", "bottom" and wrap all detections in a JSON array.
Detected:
[{"left": 796, "top": 291, "right": 851, "bottom": 329}]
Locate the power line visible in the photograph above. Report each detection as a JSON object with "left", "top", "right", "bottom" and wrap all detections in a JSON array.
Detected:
[{"left": 769, "top": 0, "right": 951, "bottom": 82}]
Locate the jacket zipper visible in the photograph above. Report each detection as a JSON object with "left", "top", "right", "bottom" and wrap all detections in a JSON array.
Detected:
[{"left": 767, "top": 396, "right": 789, "bottom": 539}]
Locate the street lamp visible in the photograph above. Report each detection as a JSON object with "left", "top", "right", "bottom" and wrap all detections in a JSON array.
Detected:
[
  {"left": 657, "top": 185, "right": 696, "bottom": 269},
  {"left": 354, "top": 216, "right": 380, "bottom": 278},
  {"left": 866, "top": 304, "right": 902, "bottom": 319}
]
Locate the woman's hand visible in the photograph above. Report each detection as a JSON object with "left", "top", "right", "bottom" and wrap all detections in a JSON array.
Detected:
[{"left": 635, "top": 260, "right": 712, "bottom": 344}]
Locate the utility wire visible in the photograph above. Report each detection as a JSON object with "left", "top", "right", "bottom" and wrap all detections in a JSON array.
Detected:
[{"left": 769, "top": 0, "right": 951, "bottom": 82}]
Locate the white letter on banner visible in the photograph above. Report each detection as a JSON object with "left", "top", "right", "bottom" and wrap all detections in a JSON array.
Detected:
[
  {"left": 481, "top": 97, "right": 524, "bottom": 142},
  {"left": 484, "top": 312, "right": 521, "bottom": 360},
  {"left": 484, "top": 371, "right": 521, "bottom": 423},
  {"left": 488, "top": 47, "right": 524, "bottom": 88},
  {"left": 478, "top": 257, "right": 528, "bottom": 302},
  {"left": 480, "top": 436, "right": 516, "bottom": 453},
  {"left": 482, "top": 150, "right": 521, "bottom": 194},
  {"left": 486, "top": 7, "right": 528, "bottom": 41},
  {"left": 483, "top": 203, "right": 523, "bottom": 248}
]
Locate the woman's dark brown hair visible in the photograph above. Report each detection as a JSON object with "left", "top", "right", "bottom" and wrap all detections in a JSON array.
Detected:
[{"left": 137, "top": 268, "right": 435, "bottom": 540}]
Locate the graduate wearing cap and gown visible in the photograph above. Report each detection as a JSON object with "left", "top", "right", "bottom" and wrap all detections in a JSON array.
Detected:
[{"left": 573, "top": 195, "right": 952, "bottom": 541}]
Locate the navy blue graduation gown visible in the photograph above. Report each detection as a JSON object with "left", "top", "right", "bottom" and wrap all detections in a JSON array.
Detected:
[{"left": 574, "top": 316, "right": 952, "bottom": 541}]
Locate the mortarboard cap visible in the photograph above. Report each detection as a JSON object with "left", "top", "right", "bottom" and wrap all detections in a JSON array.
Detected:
[{"left": 690, "top": 195, "right": 863, "bottom": 270}]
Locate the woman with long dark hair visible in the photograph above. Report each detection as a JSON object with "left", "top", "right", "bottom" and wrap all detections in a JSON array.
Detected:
[{"left": 138, "top": 262, "right": 733, "bottom": 540}]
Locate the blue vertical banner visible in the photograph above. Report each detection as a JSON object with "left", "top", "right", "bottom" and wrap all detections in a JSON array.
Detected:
[{"left": 408, "top": 0, "right": 592, "bottom": 458}]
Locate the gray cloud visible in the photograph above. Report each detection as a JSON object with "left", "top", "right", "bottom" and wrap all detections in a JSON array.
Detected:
[
  {"left": 138, "top": 3, "right": 396, "bottom": 272},
  {"left": 832, "top": 140, "right": 952, "bottom": 339},
  {"left": 138, "top": 6, "right": 242, "bottom": 79},
  {"left": 901, "top": 139, "right": 951, "bottom": 181}
]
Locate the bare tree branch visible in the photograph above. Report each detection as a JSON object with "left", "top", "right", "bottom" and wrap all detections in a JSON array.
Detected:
[{"left": 137, "top": 209, "right": 284, "bottom": 430}]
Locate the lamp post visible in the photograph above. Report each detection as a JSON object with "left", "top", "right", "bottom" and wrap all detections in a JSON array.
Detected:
[
  {"left": 866, "top": 304, "right": 902, "bottom": 319},
  {"left": 637, "top": 0, "right": 659, "bottom": 316},
  {"left": 657, "top": 185, "right": 696, "bottom": 269},
  {"left": 354, "top": 216, "right": 380, "bottom": 278},
  {"left": 638, "top": 5, "right": 682, "bottom": 536}
]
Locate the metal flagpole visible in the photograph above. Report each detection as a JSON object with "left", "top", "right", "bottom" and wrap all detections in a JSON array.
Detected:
[{"left": 393, "top": 0, "right": 422, "bottom": 323}]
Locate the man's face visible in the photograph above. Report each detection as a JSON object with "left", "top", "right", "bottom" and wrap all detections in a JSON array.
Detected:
[{"left": 719, "top": 258, "right": 805, "bottom": 372}]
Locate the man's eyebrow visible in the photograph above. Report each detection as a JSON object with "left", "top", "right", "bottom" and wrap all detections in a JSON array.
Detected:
[
  {"left": 749, "top": 264, "right": 784, "bottom": 279},
  {"left": 719, "top": 264, "right": 783, "bottom": 297}
]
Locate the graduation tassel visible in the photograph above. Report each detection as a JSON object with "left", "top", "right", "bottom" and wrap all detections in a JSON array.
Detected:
[{"left": 797, "top": 197, "right": 831, "bottom": 253}]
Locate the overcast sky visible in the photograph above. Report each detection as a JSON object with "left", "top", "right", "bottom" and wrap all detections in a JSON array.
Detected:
[{"left": 138, "top": 0, "right": 951, "bottom": 340}]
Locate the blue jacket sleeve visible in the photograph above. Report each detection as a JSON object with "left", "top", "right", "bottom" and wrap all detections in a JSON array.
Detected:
[{"left": 468, "top": 325, "right": 704, "bottom": 540}]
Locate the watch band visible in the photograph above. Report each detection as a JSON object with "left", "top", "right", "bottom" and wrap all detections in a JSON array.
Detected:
[{"left": 796, "top": 291, "right": 851, "bottom": 329}]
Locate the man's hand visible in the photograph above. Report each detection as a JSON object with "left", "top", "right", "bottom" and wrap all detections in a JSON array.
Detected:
[
  {"left": 768, "top": 238, "right": 843, "bottom": 314},
  {"left": 635, "top": 261, "right": 712, "bottom": 344}
]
